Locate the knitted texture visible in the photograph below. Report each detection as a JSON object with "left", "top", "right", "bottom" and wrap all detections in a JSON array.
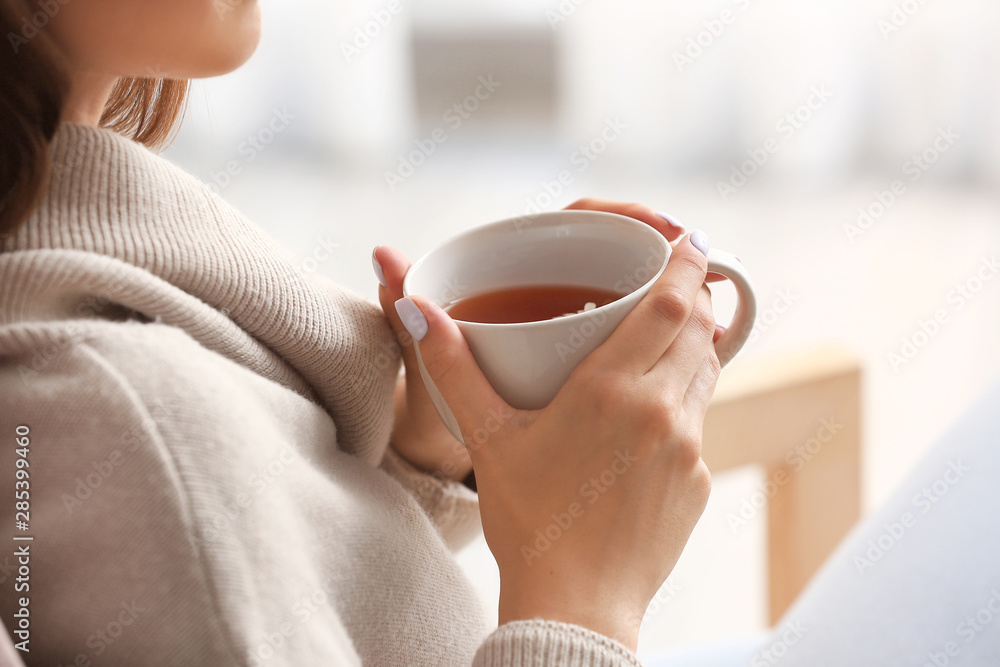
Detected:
[
  {"left": 2, "top": 123, "right": 395, "bottom": 464},
  {"left": 475, "top": 621, "right": 644, "bottom": 667},
  {"left": 0, "top": 123, "right": 644, "bottom": 666}
]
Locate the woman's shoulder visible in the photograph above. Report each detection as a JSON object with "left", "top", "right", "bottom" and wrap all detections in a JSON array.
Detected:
[{"left": 0, "top": 314, "right": 315, "bottom": 426}]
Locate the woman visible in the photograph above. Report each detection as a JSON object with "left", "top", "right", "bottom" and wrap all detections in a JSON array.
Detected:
[{"left": 0, "top": 1, "right": 722, "bottom": 664}]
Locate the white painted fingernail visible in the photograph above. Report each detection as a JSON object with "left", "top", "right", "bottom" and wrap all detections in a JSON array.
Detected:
[
  {"left": 657, "top": 212, "right": 685, "bottom": 232},
  {"left": 394, "top": 297, "right": 428, "bottom": 342},
  {"left": 690, "top": 230, "right": 709, "bottom": 256},
  {"left": 372, "top": 246, "right": 386, "bottom": 287}
]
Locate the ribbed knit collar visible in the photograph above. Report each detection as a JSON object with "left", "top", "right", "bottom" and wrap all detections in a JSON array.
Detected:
[{"left": 0, "top": 122, "right": 399, "bottom": 464}]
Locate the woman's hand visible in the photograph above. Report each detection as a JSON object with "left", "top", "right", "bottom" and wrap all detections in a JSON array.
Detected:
[
  {"left": 374, "top": 200, "right": 724, "bottom": 482},
  {"left": 391, "top": 227, "right": 721, "bottom": 651},
  {"left": 375, "top": 245, "right": 473, "bottom": 482}
]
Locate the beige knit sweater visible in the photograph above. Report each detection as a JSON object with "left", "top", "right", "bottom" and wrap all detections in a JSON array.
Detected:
[{"left": 0, "top": 124, "right": 643, "bottom": 667}]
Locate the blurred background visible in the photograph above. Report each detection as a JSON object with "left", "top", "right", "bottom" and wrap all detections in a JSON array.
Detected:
[{"left": 165, "top": 0, "right": 1000, "bottom": 658}]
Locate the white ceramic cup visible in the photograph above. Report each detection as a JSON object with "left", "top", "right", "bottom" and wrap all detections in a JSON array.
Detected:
[{"left": 402, "top": 210, "right": 756, "bottom": 444}]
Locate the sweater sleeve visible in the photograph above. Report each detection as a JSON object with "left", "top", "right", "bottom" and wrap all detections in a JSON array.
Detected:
[
  {"left": 0, "top": 323, "right": 377, "bottom": 666},
  {"left": 377, "top": 454, "right": 648, "bottom": 667},
  {"left": 379, "top": 443, "right": 482, "bottom": 550},
  {"left": 0, "top": 330, "right": 251, "bottom": 666},
  {"left": 473, "top": 620, "right": 645, "bottom": 667}
]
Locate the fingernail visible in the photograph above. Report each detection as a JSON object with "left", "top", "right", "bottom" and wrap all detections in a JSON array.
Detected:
[
  {"left": 690, "top": 230, "right": 709, "bottom": 256},
  {"left": 372, "top": 246, "right": 386, "bottom": 286},
  {"left": 395, "top": 297, "right": 428, "bottom": 342},
  {"left": 657, "top": 212, "right": 685, "bottom": 232}
]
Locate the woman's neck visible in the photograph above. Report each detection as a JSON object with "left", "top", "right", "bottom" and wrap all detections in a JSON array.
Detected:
[{"left": 60, "top": 71, "right": 118, "bottom": 126}]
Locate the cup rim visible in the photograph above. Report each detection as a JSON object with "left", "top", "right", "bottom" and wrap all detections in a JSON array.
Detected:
[{"left": 401, "top": 210, "right": 670, "bottom": 330}]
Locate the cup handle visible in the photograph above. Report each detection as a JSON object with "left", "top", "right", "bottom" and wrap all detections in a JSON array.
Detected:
[
  {"left": 413, "top": 339, "right": 466, "bottom": 445},
  {"left": 706, "top": 248, "right": 757, "bottom": 367}
]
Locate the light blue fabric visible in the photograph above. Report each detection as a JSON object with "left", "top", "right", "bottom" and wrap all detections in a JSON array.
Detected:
[
  {"left": 641, "top": 635, "right": 767, "bottom": 667},
  {"left": 645, "top": 377, "right": 1000, "bottom": 667}
]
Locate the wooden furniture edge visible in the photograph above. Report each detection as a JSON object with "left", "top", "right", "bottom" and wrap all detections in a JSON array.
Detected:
[{"left": 702, "top": 345, "right": 863, "bottom": 623}]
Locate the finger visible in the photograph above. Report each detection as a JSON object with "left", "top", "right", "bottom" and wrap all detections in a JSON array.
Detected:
[
  {"left": 393, "top": 295, "right": 514, "bottom": 448},
  {"left": 713, "top": 324, "right": 726, "bottom": 344},
  {"left": 588, "top": 231, "right": 710, "bottom": 376},
  {"left": 683, "top": 351, "right": 723, "bottom": 421},
  {"left": 645, "top": 283, "right": 717, "bottom": 403},
  {"left": 564, "top": 198, "right": 686, "bottom": 242},
  {"left": 374, "top": 246, "right": 419, "bottom": 370}
]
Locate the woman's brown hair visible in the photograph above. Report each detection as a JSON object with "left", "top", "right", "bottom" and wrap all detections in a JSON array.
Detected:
[{"left": 0, "top": 0, "right": 188, "bottom": 241}]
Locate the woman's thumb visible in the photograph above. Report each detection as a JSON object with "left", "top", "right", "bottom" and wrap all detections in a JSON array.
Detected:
[{"left": 394, "top": 295, "right": 512, "bottom": 448}]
